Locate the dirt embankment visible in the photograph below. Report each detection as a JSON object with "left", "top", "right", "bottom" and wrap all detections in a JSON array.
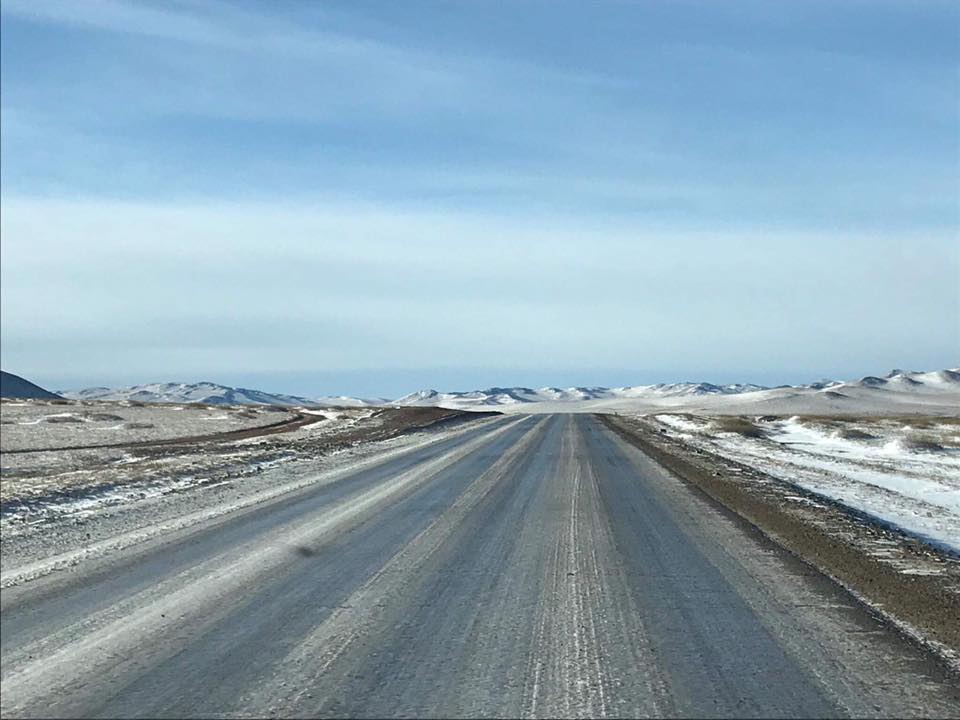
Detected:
[
  {"left": 315, "top": 407, "right": 498, "bottom": 450},
  {"left": 599, "top": 413, "right": 960, "bottom": 671}
]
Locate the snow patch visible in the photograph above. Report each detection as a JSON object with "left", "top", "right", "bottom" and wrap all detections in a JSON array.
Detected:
[{"left": 651, "top": 415, "right": 960, "bottom": 554}]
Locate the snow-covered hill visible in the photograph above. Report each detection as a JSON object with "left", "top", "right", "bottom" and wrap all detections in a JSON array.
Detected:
[
  {"left": 60, "top": 382, "right": 384, "bottom": 408},
  {"left": 314, "top": 395, "right": 389, "bottom": 407},
  {"left": 60, "top": 368, "right": 959, "bottom": 415},
  {"left": 393, "top": 387, "right": 547, "bottom": 407},
  {"left": 391, "top": 382, "right": 772, "bottom": 408},
  {"left": 60, "top": 382, "right": 318, "bottom": 407},
  {"left": 391, "top": 369, "right": 960, "bottom": 415},
  {"left": 836, "top": 368, "right": 960, "bottom": 393}
]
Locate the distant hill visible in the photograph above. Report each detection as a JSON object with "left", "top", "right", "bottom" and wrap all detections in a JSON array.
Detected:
[
  {"left": 389, "top": 369, "right": 960, "bottom": 415},
  {"left": 314, "top": 395, "right": 388, "bottom": 407},
  {"left": 392, "top": 382, "right": 770, "bottom": 408},
  {"left": 61, "top": 381, "right": 386, "bottom": 407},
  {"left": 0, "top": 371, "right": 64, "bottom": 400},
  {"left": 58, "top": 367, "right": 960, "bottom": 414},
  {"left": 60, "top": 381, "right": 318, "bottom": 406}
]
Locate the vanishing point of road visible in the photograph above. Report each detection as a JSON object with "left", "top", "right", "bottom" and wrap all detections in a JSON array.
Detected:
[{"left": 1, "top": 415, "right": 957, "bottom": 718}]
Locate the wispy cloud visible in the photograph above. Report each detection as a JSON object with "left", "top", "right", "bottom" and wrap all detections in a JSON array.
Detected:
[{"left": 1, "top": 0, "right": 625, "bottom": 124}]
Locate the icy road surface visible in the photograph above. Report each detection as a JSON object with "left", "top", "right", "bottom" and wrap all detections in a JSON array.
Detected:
[{"left": 1, "top": 415, "right": 957, "bottom": 718}]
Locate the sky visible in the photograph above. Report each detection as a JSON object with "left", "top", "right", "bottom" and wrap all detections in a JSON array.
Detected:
[{"left": 1, "top": 0, "right": 958, "bottom": 398}]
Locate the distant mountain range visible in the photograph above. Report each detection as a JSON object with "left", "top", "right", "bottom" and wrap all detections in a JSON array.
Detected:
[
  {"left": 0, "top": 366, "right": 949, "bottom": 412},
  {"left": 391, "top": 382, "right": 770, "bottom": 408},
  {"left": 56, "top": 382, "right": 388, "bottom": 407},
  {"left": 0, "top": 371, "right": 63, "bottom": 400},
  {"left": 51, "top": 380, "right": 776, "bottom": 407},
  {"left": 60, "top": 382, "right": 320, "bottom": 406},
  {"left": 44, "top": 368, "right": 958, "bottom": 411}
]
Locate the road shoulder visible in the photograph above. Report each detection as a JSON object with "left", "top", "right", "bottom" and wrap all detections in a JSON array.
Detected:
[{"left": 599, "top": 413, "right": 960, "bottom": 673}]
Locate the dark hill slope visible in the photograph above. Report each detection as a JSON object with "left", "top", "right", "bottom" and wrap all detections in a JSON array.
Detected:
[{"left": 0, "top": 371, "right": 63, "bottom": 399}]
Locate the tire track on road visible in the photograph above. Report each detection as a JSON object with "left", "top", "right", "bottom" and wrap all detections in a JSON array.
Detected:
[
  {"left": 252, "top": 415, "right": 555, "bottom": 718},
  {"left": 0, "top": 416, "right": 532, "bottom": 718}
]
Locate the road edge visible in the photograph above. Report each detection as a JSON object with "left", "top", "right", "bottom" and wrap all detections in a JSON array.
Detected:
[{"left": 597, "top": 413, "right": 960, "bottom": 676}]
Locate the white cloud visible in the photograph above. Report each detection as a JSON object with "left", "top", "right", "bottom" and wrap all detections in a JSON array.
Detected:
[{"left": 2, "top": 196, "right": 956, "bottom": 380}]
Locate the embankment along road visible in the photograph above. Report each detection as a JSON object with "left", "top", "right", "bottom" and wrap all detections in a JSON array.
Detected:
[{"left": 1, "top": 414, "right": 957, "bottom": 718}]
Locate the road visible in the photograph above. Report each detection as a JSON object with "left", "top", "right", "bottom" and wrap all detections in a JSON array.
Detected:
[{"left": 1, "top": 414, "right": 957, "bottom": 718}]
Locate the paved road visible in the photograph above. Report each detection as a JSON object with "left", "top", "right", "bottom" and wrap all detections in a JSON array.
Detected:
[{"left": 2, "top": 415, "right": 957, "bottom": 718}]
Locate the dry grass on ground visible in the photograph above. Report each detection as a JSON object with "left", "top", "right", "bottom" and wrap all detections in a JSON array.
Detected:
[{"left": 710, "top": 416, "right": 766, "bottom": 438}]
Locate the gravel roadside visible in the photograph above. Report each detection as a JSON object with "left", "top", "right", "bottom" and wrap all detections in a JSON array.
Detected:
[{"left": 600, "top": 413, "right": 960, "bottom": 673}]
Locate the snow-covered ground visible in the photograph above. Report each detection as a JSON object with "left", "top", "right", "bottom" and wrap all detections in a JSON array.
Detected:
[
  {"left": 0, "top": 401, "right": 382, "bottom": 508},
  {"left": 653, "top": 414, "right": 960, "bottom": 553},
  {"left": 0, "top": 399, "right": 295, "bottom": 452}
]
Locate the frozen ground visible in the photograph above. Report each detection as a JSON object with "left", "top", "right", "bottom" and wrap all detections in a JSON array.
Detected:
[
  {"left": 652, "top": 414, "right": 960, "bottom": 553},
  {"left": 0, "top": 400, "right": 386, "bottom": 510},
  {"left": 0, "top": 399, "right": 296, "bottom": 451}
]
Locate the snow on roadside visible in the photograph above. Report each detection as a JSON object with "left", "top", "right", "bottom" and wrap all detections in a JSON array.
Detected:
[
  {"left": 0, "top": 415, "right": 508, "bottom": 586},
  {"left": 0, "top": 401, "right": 296, "bottom": 452},
  {"left": 654, "top": 414, "right": 960, "bottom": 553}
]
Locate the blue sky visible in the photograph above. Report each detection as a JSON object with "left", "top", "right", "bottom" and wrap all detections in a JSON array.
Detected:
[{"left": 1, "top": 0, "right": 957, "bottom": 397}]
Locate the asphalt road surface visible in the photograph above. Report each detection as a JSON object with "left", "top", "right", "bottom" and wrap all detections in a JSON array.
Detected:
[{"left": 2, "top": 415, "right": 957, "bottom": 718}]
